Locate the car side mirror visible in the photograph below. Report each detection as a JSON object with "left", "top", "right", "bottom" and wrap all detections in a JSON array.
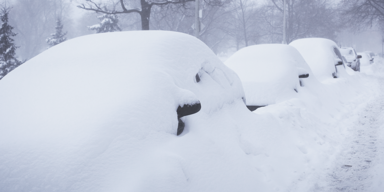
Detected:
[
  {"left": 299, "top": 74, "right": 309, "bottom": 78},
  {"left": 246, "top": 105, "right": 265, "bottom": 112},
  {"left": 336, "top": 61, "right": 343, "bottom": 66},
  {"left": 357, "top": 55, "right": 362, "bottom": 59},
  {"left": 177, "top": 102, "right": 201, "bottom": 135},
  {"left": 177, "top": 103, "right": 201, "bottom": 118}
]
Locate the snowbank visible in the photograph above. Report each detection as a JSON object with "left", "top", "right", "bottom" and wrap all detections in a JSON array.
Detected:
[
  {"left": 0, "top": 32, "right": 380, "bottom": 192},
  {"left": 291, "top": 57, "right": 384, "bottom": 191}
]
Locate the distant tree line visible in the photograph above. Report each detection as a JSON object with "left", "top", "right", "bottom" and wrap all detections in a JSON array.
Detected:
[{"left": 339, "top": 0, "right": 384, "bottom": 28}]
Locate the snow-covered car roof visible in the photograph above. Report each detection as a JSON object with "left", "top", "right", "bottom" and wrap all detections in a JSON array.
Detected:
[
  {"left": 290, "top": 38, "right": 345, "bottom": 81},
  {"left": 225, "top": 44, "right": 314, "bottom": 106},
  {"left": 0, "top": 31, "right": 244, "bottom": 191}
]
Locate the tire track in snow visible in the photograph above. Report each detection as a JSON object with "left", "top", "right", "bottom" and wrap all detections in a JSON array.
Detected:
[{"left": 313, "top": 79, "right": 384, "bottom": 192}]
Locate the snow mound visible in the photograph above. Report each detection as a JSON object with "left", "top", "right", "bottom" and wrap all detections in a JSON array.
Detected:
[
  {"left": 0, "top": 31, "right": 245, "bottom": 192},
  {"left": 290, "top": 38, "right": 346, "bottom": 81},
  {"left": 225, "top": 44, "right": 316, "bottom": 106}
]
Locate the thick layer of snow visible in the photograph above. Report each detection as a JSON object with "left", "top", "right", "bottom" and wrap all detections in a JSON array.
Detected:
[
  {"left": 291, "top": 58, "right": 384, "bottom": 192},
  {"left": 0, "top": 31, "right": 382, "bottom": 192},
  {"left": 358, "top": 51, "right": 373, "bottom": 66},
  {"left": 225, "top": 44, "right": 317, "bottom": 106},
  {"left": 290, "top": 38, "right": 346, "bottom": 81},
  {"left": 0, "top": 31, "right": 246, "bottom": 192},
  {"left": 340, "top": 47, "right": 357, "bottom": 63}
]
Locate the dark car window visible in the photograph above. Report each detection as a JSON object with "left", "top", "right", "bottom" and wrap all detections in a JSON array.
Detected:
[{"left": 333, "top": 47, "right": 343, "bottom": 61}]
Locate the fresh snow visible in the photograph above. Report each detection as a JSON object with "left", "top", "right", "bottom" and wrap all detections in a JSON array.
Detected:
[
  {"left": 0, "top": 31, "right": 383, "bottom": 192},
  {"left": 291, "top": 58, "right": 384, "bottom": 192},
  {"left": 358, "top": 51, "right": 373, "bottom": 66},
  {"left": 290, "top": 38, "right": 347, "bottom": 82},
  {"left": 340, "top": 47, "right": 356, "bottom": 63},
  {"left": 225, "top": 44, "right": 318, "bottom": 106},
  {"left": 0, "top": 31, "right": 245, "bottom": 192}
]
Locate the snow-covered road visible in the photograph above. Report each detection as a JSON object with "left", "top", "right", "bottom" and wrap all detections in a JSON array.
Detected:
[{"left": 307, "top": 74, "right": 384, "bottom": 191}]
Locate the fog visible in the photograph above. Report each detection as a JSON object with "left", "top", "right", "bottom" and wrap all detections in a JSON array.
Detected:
[
  {"left": 4, "top": 0, "right": 384, "bottom": 60},
  {"left": 338, "top": 29, "right": 383, "bottom": 54}
]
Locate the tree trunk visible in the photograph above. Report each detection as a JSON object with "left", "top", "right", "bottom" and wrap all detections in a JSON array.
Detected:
[
  {"left": 194, "top": 0, "right": 200, "bottom": 37},
  {"left": 140, "top": 0, "right": 151, "bottom": 30},
  {"left": 282, "top": 0, "right": 286, "bottom": 44},
  {"left": 239, "top": 0, "right": 248, "bottom": 47}
]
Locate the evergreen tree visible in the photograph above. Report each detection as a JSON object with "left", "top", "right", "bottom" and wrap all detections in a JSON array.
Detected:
[
  {"left": 88, "top": 14, "right": 121, "bottom": 33},
  {"left": 46, "top": 18, "right": 67, "bottom": 48},
  {"left": 0, "top": 6, "right": 20, "bottom": 80}
]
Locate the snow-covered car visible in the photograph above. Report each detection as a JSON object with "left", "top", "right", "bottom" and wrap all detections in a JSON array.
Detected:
[
  {"left": 0, "top": 31, "right": 245, "bottom": 191},
  {"left": 368, "top": 51, "right": 375, "bottom": 59},
  {"left": 358, "top": 51, "right": 374, "bottom": 65},
  {"left": 340, "top": 47, "right": 361, "bottom": 71},
  {"left": 290, "top": 38, "right": 346, "bottom": 81},
  {"left": 226, "top": 44, "right": 315, "bottom": 111},
  {"left": 359, "top": 51, "right": 375, "bottom": 65}
]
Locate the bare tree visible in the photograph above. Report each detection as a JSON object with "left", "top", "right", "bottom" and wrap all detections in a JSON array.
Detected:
[
  {"left": 197, "top": 4, "right": 233, "bottom": 53},
  {"left": 150, "top": 3, "right": 193, "bottom": 32},
  {"left": 339, "top": 0, "right": 384, "bottom": 29},
  {"left": 224, "top": 0, "right": 261, "bottom": 49},
  {"left": 259, "top": 0, "right": 340, "bottom": 43},
  {"left": 148, "top": 1, "right": 238, "bottom": 53},
  {"left": 78, "top": 0, "right": 196, "bottom": 30},
  {"left": 237, "top": 0, "right": 250, "bottom": 46}
]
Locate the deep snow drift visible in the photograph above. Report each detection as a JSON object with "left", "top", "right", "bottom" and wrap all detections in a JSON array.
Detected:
[{"left": 0, "top": 31, "right": 382, "bottom": 192}]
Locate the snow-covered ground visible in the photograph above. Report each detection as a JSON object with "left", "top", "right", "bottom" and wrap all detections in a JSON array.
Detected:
[
  {"left": 291, "top": 58, "right": 384, "bottom": 192},
  {"left": 1, "top": 32, "right": 384, "bottom": 192}
]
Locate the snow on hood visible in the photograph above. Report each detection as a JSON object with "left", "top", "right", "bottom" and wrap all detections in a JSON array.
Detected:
[
  {"left": 225, "top": 44, "right": 315, "bottom": 106},
  {"left": 340, "top": 47, "right": 356, "bottom": 63},
  {"left": 290, "top": 38, "right": 344, "bottom": 81},
  {"left": 0, "top": 31, "right": 245, "bottom": 192}
]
